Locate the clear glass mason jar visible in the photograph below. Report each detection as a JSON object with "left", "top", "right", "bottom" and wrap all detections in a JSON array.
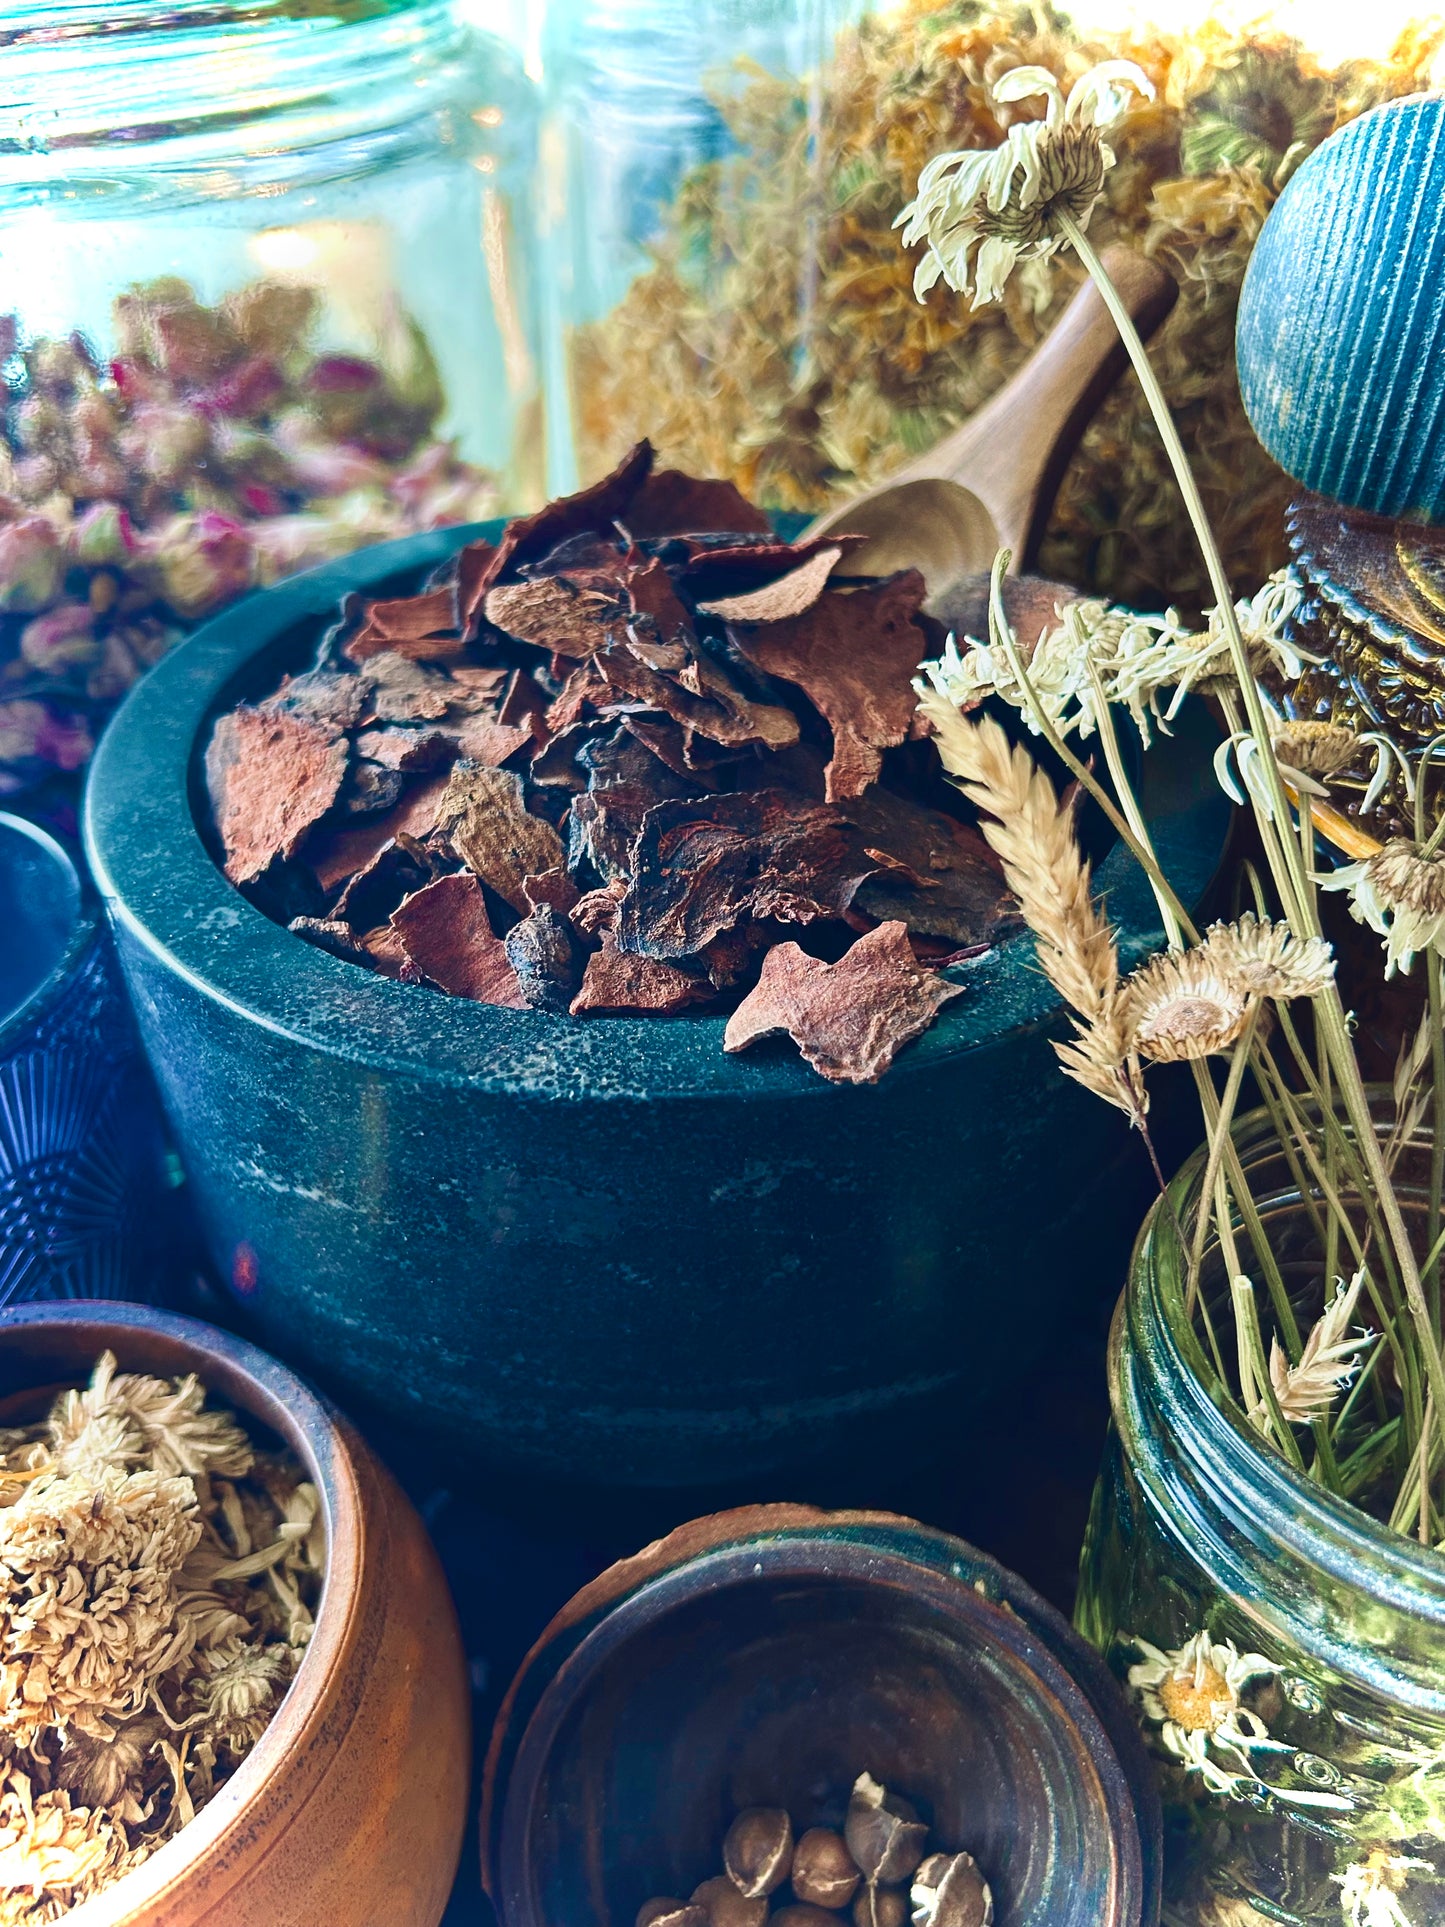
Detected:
[
  {"left": 0, "top": 0, "right": 542, "bottom": 818},
  {"left": 1077, "top": 1101, "right": 1445, "bottom": 1926},
  {"left": 536, "top": 1, "right": 1442, "bottom": 605}
]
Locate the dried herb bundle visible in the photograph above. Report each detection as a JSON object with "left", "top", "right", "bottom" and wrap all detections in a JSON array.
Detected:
[
  {"left": 207, "top": 443, "right": 1016, "bottom": 1083},
  {"left": 569, "top": 5, "right": 1443, "bottom": 613},
  {"left": 0, "top": 1355, "right": 322, "bottom": 1922},
  {"left": 0, "top": 276, "right": 498, "bottom": 810}
]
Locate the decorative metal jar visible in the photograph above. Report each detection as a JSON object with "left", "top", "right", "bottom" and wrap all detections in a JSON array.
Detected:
[
  {"left": 0, "top": 0, "right": 541, "bottom": 813},
  {"left": 1077, "top": 1102, "right": 1445, "bottom": 1926}
]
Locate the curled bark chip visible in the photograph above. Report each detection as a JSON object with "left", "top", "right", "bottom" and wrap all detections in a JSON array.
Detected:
[
  {"left": 617, "top": 790, "right": 877, "bottom": 961},
  {"left": 724, "top": 925, "right": 965, "bottom": 1084},
  {"left": 390, "top": 872, "right": 528, "bottom": 1007},
  {"left": 730, "top": 571, "right": 932, "bottom": 802},
  {"left": 695, "top": 546, "right": 843, "bottom": 622},
  {"left": 623, "top": 469, "right": 773, "bottom": 538},
  {"left": 438, "top": 761, "right": 565, "bottom": 913},
  {"left": 206, "top": 706, "right": 349, "bottom": 885},
  {"left": 487, "top": 438, "right": 654, "bottom": 583}
]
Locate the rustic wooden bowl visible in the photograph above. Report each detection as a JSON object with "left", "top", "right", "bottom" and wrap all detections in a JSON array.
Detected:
[
  {"left": 0, "top": 1301, "right": 470, "bottom": 1927},
  {"left": 482, "top": 1506, "right": 1160, "bottom": 1927}
]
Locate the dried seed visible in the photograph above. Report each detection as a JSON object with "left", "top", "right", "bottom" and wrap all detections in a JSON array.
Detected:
[
  {"left": 909, "top": 1852, "right": 993, "bottom": 1927},
  {"left": 723, "top": 1808, "right": 793, "bottom": 1899},
  {"left": 844, "top": 1774, "right": 928, "bottom": 1888},
  {"left": 791, "top": 1828, "right": 862, "bottom": 1909}
]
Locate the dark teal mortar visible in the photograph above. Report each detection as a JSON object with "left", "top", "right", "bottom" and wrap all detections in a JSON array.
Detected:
[{"left": 83, "top": 523, "right": 1229, "bottom": 1486}]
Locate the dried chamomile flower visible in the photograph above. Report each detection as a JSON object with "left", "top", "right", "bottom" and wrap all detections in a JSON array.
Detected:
[
  {"left": 1121, "top": 947, "right": 1251, "bottom": 1063},
  {"left": 897, "top": 62, "right": 1154, "bottom": 307},
  {"left": 1319, "top": 838, "right": 1445, "bottom": 978},
  {"left": 1333, "top": 1848, "right": 1435, "bottom": 1927}
]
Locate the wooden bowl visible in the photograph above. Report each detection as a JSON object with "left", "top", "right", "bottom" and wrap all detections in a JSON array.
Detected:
[
  {"left": 0, "top": 1301, "right": 470, "bottom": 1927},
  {"left": 482, "top": 1506, "right": 1160, "bottom": 1927}
]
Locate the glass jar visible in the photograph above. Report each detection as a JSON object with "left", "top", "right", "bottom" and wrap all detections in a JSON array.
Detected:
[
  {"left": 1076, "top": 1102, "right": 1445, "bottom": 1926},
  {"left": 0, "top": 0, "right": 542, "bottom": 820},
  {"left": 537, "top": 1, "right": 1443, "bottom": 605}
]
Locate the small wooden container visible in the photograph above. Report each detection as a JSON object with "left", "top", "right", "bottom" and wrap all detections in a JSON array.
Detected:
[
  {"left": 481, "top": 1505, "right": 1160, "bottom": 1927},
  {"left": 0, "top": 1302, "right": 470, "bottom": 1927}
]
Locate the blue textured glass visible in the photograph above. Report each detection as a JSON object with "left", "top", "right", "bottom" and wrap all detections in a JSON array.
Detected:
[
  {"left": 0, "top": 813, "right": 173, "bottom": 1305},
  {"left": 1237, "top": 94, "right": 1445, "bottom": 522}
]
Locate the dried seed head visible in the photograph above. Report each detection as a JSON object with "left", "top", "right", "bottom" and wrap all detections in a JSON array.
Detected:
[
  {"left": 1271, "top": 720, "right": 1358, "bottom": 780},
  {"left": 855, "top": 1885, "right": 909, "bottom": 1927},
  {"left": 723, "top": 1808, "right": 793, "bottom": 1899},
  {"left": 845, "top": 1774, "right": 928, "bottom": 1887},
  {"left": 636, "top": 1904, "right": 706, "bottom": 1927},
  {"left": 1122, "top": 948, "right": 1251, "bottom": 1063},
  {"left": 910, "top": 1852, "right": 994, "bottom": 1927},
  {"left": 792, "top": 1828, "right": 863, "bottom": 1908},
  {"left": 690, "top": 1875, "right": 768, "bottom": 1927}
]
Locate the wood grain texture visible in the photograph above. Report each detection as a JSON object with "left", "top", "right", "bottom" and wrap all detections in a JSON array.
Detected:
[
  {"left": 805, "top": 246, "right": 1177, "bottom": 593},
  {"left": 0, "top": 1303, "right": 470, "bottom": 1927}
]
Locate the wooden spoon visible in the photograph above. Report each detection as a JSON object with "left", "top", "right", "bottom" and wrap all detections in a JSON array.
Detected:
[{"left": 805, "top": 245, "right": 1177, "bottom": 600}]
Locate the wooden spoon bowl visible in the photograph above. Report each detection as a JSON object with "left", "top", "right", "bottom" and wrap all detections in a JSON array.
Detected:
[{"left": 0, "top": 1302, "right": 470, "bottom": 1927}]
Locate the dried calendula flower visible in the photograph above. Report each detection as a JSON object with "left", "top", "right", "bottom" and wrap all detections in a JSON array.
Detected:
[
  {"left": 723, "top": 1807, "right": 794, "bottom": 1898},
  {"left": 845, "top": 1773, "right": 929, "bottom": 1887}
]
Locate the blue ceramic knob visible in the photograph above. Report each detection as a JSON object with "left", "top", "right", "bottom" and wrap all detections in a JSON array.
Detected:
[{"left": 1237, "top": 94, "right": 1445, "bottom": 524}]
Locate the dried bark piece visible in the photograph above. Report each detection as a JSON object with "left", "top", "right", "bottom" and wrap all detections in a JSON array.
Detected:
[
  {"left": 338, "top": 762, "right": 406, "bottom": 817},
  {"left": 504, "top": 905, "right": 588, "bottom": 1013},
  {"left": 616, "top": 790, "right": 877, "bottom": 961},
  {"left": 487, "top": 439, "right": 653, "bottom": 586},
  {"left": 570, "top": 932, "right": 712, "bottom": 1014},
  {"left": 622, "top": 469, "right": 773, "bottom": 538},
  {"left": 438, "top": 762, "right": 565, "bottom": 913},
  {"left": 730, "top": 572, "right": 930, "bottom": 801},
  {"left": 262, "top": 667, "right": 366, "bottom": 732},
  {"left": 848, "top": 787, "right": 1012, "bottom": 947},
  {"left": 287, "top": 916, "right": 371, "bottom": 963},
  {"left": 360, "top": 652, "right": 453, "bottom": 722},
  {"left": 310, "top": 772, "right": 450, "bottom": 892},
  {"left": 206, "top": 706, "right": 349, "bottom": 885},
  {"left": 390, "top": 872, "right": 529, "bottom": 1006},
  {"left": 359, "top": 922, "right": 414, "bottom": 979},
  {"left": 445, "top": 664, "right": 509, "bottom": 711},
  {"left": 677, "top": 532, "right": 868, "bottom": 601},
  {"left": 571, "top": 880, "right": 626, "bottom": 937},
  {"left": 354, "top": 726, "right": 454, "bottom": 772},
  {"left": 332, "top": 836, "right": 435, "bottom": 931},
  {"left": 497, "top": 667, "right": 551, "bottom": 741},
  {"left": 624, "top": 553, "right": 697, "bottom": 649},
  {"left": 345, "top": 587, "right": 461, "bottom": 663},
  {"left": 484, "top": 574, "right": 628, "bottom": 659},
  {"left": 567, "top": 785, "right": 654, "bottom": 886},
  {"left": 523, "top": 868, "right": 581, "bottom": 915},
  {"left": 695, "top": 546, "right": 843, "bottom": 622},
  {"left": 452, "top": 717, "right": 534, "bottom": 767},
  {"left": 596, "top": 643, "right": 799, "bottom": 752},
  {"left": 724, "top": 922, "right": 965, "bottom": 1083},
  {"left": 456, "top": 538, "right": 501, "bottom": 635}
]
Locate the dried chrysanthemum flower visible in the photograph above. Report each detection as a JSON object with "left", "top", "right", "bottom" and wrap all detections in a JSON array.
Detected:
[
  {"left": 0, "top": 1762, "right": 140, "bottom": 1913},
  {"left": 897, "top": 61, "right": 1154, "bottom": 306},
  {"left": 1319, "top": 838, "right": 1445, "bottom": 978},
  {"left": 0, "top": 1467, "right": 201, "bottom": 1743},
  {"left": 184, "top": 1640, "right": 294, "bottom": 1759},
  {"left": 46, "top": 1352, "right": 253, "bottom": 1485},
  {"left": 52, "top": 1716, "right": 161, "bottom": 1824},
  {"left": 1260, "top": 1270, "right": 1373, "bottom": 1427},
  {"left": 1196, "top": 914, "right": 1335, "bottom": 1001},
  {"left": 1122, "top": 947, "right": 1250, "bottom": 1062}
]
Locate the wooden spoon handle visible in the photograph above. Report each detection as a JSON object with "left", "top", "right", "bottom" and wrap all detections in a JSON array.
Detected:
[{"left": 888, "top": 246, "right": 1177, "bottom": 567}]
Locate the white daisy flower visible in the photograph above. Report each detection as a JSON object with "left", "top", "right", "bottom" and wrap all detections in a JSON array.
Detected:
[
  {"left": 1318, "top": 839, "right": 1445, "bottom": 979},
  {"left": 896, "top": 61, "right": 1154, "bottom": 308},
  {"left": 1333, "top": 1848, "right": 1435, "bottom": 1927}
]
